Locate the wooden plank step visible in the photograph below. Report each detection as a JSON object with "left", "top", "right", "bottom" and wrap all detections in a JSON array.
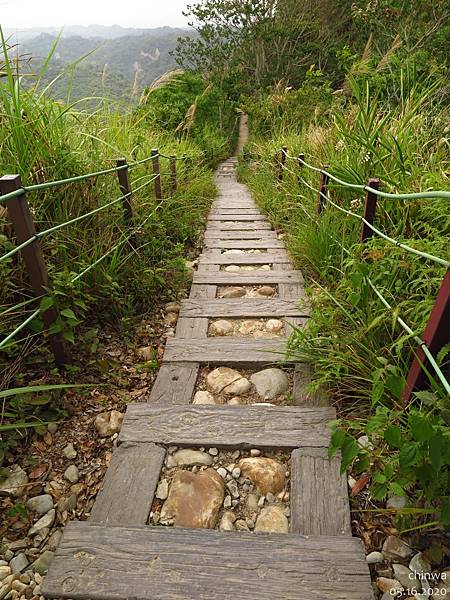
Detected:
[
  {"left": 119, "top": 404, "right": 334, "bottom": 448},
  {"left": 199, "top": 252, "right": 290, "bottom": 264},
  {"left": 290, "top": 447, "right": 352, "bottom": 536},
  {"left": 210, "top": 208, "right": 261, "bottom": 215},
  {"left": 205, "top": 240, "right": 284, "bottom": 249},
  {"left": 204, "top": 231, "right": 278, "bottom": 239},
  {"left": 163, "top": 337, "right": 289, "bottom": 364},
  {"left": 207, "top": 222, "right": 272, "bottom": 230},
  {"left": 89, "top": 443, "right": 165, "bottom": 526},
  {"left": 148, "top": 362, "right": 199, "bottom": 404},
  {"left": 179, "top": 298, "right": 309, "bottom": 318},
  {"left": 42, "top": 523, "right": 374, "bottom": 600},
  {"left": 208, "top": 214, "right": 268, "bottom": 221},
  {"left": 193, "top": 271, "right": 303, "bottom": 285}
]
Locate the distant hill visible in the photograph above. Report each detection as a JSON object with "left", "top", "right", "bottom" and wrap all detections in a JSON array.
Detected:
[
  {"left": 13, "top": 27, "right": 192, "bottom": 105},
  {"left": 5, "top": 25, "right": 187, "bottom": 41}
]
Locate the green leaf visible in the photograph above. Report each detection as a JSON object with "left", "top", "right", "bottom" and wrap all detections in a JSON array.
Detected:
[
  {"left": 429, "top": 433, "right": 443, "bottom": 471},
  {"left": 399, "top": 443, "right": 419, "bottom": 468},
  {"left": 60, "top": 308, "right": 77, "bottom": 320},
  {"left": 0, "top": 383, "right": 93, "bottom": 400},
  {"left": 384, "top": 462, "right": 394, "bottom": 480},
  {"left": 385, "top": 373, "right": 405, "bottom": 400},
  {"left": 373, "top": 471, "right": 387, "bottom": 483},
  {"left": 63, "top": 329, "right": 75, "bottom": 344},
  {"left": 371, "top": 482, "right": 389, "bottom": 500},
  {"left": 371, "top": 381, "right": 384, "bottom": 404},
  {"left": 340, "top": 437, "right": 360, "bottom": 472},
  {"left": 328, "top": 429, "right": 346, "bottom": 460},
  {"left": 389, "top": 482, "right": 406, "bottom": 497},
  {"left": 23, "top": 395, "right": 52, "bottom": 406},
  {"left": 39, "top": 296, "right": 54, "bottom": 311},
  {"left": 384, "top": 426, "right": 402, "bottom": 448},
  {"left": 409, "top": 413, "right": 434, "bottom": 442},
  {"left": 413, "top": 390, "right": 436, "bottom": 405}
]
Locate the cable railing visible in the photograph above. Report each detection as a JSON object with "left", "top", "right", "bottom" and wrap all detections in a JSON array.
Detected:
[
  {"left": 247, "top": 146, "right": 450, "bottom": 403},
  {"left": 0, "top": 146, "right": 206, "bottom": 364}
]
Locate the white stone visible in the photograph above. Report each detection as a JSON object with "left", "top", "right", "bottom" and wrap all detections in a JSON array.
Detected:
[
  {"left": 386, "top": 495, "right": 407, "bottom": 509},
  {"left": 26, "top": 495, "right": 53, "bottom": 515},
  {"left": 366, "top": 551, "right": 384, "bottom": 564},
  {"left": 210, "top": 320, "right": 234, "bottom": 336},
  {"left": 62, "top": 443, "right": 77, "bottom": 459},
  {"left": 28, "top": 509, "right": 55, "bottom": 536},
  {"left": 408, "top": 552, "right": 431, "bottom": 576},
  {"left": 265, "top": 319, "right": 284, "bottom": 333},
  {"left": 208, "top": 448, "right": 219, "bottom": 456},
  {"left": 94, "top": 410, "right": 124, "bottom": 437},
  {"left": 217, "top": 468, "right": 228, "bottom": 479},
  {"left": 167, "top": 449, "right": 213, "bottom": 469},
  {"left": 219, "top": 287, "right": 246, "bottom": 299},
  {"left": 207, "top": 367, "right": 251, "bottom": 396},
  {"left": 255, "top": 506, "right": 289, "bottom": 533},
  {"left": 227, "top": 398, "right": 241, "bottom": 405},
  {"left": 193, "top": 391, "right": 216, "bottom": 405},
  {"left": 219, "top": 511, "right": 236, "bottom": 531},
  {"left": 393, "top": 564, "right": 418, "bottom": 589},
  {"left": 155, "top": 479, "right": 169, "bottom": 500},
  {"left": 64, "top": 465, "right": 79, "bottom": 483},
  {"left": 223, "top": 250, "right": 245, "bottom": 255},
  {"left": 9, "top": 554, "right": 28, "bottom": 574},
  {"left": 357, "top": 435, "right": 374, "bottom": 450},
  {"left": 250, "top": 368, "right": 289, "bottom": 400},
  {"left": 224, "top": 265, "right": 241, "bottom": 272},
  {"left": 0, "top": 465, "right": 28, "bottom": 498}
]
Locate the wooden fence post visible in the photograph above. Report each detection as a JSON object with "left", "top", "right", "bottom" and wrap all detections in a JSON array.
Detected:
[
  {"left": 277, "top": 146, "right": 288, "bottom": 182},
  {"left": 0, "top": 175, "right": 70, "bottom": 366},
  {"left": 116, "top": 158, "right": 133, "bottom": 228},
  {"left": 402, "top": 268, "right": 450, "bottom": 403},
  {"left": 317, "top": 165, "right": 330, "bottom": 214},
  {"left": 170, "top": 156, "right": 177, "bottom": 194},
  {"left": 360, "top": 179, "right": 380, "bottom": 242},
  {"left": 297, "top": 153, "right": 305, "bottom": 186},
  {"left": 151, "top": 149, "right": 162, "bottom": 200}
]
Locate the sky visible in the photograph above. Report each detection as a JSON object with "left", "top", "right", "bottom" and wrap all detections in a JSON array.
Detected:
[{"left": 0, "top": 0, "right": 191, "bottom": 29}]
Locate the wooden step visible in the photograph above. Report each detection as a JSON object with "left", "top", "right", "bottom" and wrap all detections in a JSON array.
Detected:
[
  {"left": 290, "top": 447, "right": 352, "bottom": 536},
  {"left": 163, "top": 337, "right": 290, "bottom": 364},
  {"left": 204, "top": 231, "right": 278, "bottom": 239},
  {"left": 119, "top": 404, "right": 334, "bottom": 448},
  {"left": 205, "top": 240, "right": 285, "bottom": 249},
  {"left": 208, "top": 214, "right": 268, "bottom": 221},
  {"left": 199, "top": 251, "right": 290, "bottom": 264},
  {"left": 207, "top": 221, "right": 272, "bottom": 230},
  {"left": 42, "top": 523, "right": 374, "bottom": 600},
  {"left": 193, "top": 270, "right": 303, "bottom": 285},
  {"left": 179, "top": 298, "right": 309, "bottom": 318},
  {"left": 148, "top": 362, "right": 199, "bottom": 405}
]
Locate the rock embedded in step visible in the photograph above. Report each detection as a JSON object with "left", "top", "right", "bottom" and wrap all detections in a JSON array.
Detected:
[
  {"left": 217, "top": 468, "right": 228, "bottom": 479},
  {"left": 0, "top": 465, "right": 28, "bottom": 498},
  {"left": 223, "top": 250, "right": 246, "bottom": 255},
  {"left": 227, "top": 397, "right": 241, "bottom": 405},
  {"left": 226, "top": 479, "right": 240, "bottom": 499},
  {"left": 220, "top": 287, "right": 246, "bottom": 299},
  {"left": 193, "top": 391, "right": 216, "bottom": 405},
  {"left": 255, "top": 506, "right": 289, "bottom": 533},
  {"left": 365, "top": 551, "right": 384, "bottom": 564},
  {"left": 246, "top": 493, "right": 259, "bottom": 511},
  {"left": 219, "top": 511, "right": 236, "bottom": 531},
  {"left": 238, "top": 457, "right": 286, "bottom": 495},
  {"left": 224, "top": 265, "right": 241, "bottom": 272},
  {"left": 238, "top": 320, "right": 259, "bottom": 335},
  {"left": 63, "top": 465, "right": 79, "bottom": 483},
  {"left": 165, "top": 302, "right": 180, "bottom": 314},
  {"left": 28, "top": 509, "right": 55, "bottom": 536},
  {"left": 167, "top": 449, "right": 213, "bottom": 469},
  {"left": 235, "top": 519, "right": 250, "bottom": 531},
  {"left": 31, "top": 551, "right": 54, "bottom": 575},
  {"left": 207, "top": 367, "right": 251, "bottom": 396},
  {"left": 9, "top": 553, "right": 29, "bottom": 574},
  {"left": 382, "top": 536, "right": 414, "bottom": 560},
  {"left": 250, "top": 368, "right": 289, "bottom": 400},
  {"left": 260, "top": 265, "right": 271, "bottom": 271},
  {"left": 210, "top": 320, "right": 234, "bottom": 336},
  {"left": 94, "top": 410, "right": 124, "bottom": 438},
  {"left": 62, "top": 443, "right": 77, "bottom": 460},
  {"left": 250, "top": 449, "right": 261, "bottom": 457},
  {"left": 265, "top": 319, "right": 284, "bottom": 333},
  {"left": 208, "top": 448, "right": 219, "bottom": 456},
  {"left": 160, "top": 468, "right": 224, "bottom": 529},
  {"left": 223, "top": 495, "right": 232, "bottom": 508},
  {"left": 26, "top": 494, "right": 53, "bottom": 516},
  {"left": 256, "top": 286, "right": 275, "bottom": 297}
]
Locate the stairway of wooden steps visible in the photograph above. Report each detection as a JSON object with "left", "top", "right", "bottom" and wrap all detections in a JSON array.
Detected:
[{"left": 42, "top": 152, "right": 374, "bottom": 599}]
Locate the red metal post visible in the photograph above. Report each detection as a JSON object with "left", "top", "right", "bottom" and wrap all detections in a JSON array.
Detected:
[
  {"left": 317, "top": 165, "right": 330, "bottom": 214},
  {"left": 360, "top": 179, "right": 380, "bottom": 242},
  {"left": 402, "top": 268, "right": 450, "bottom": 403}
]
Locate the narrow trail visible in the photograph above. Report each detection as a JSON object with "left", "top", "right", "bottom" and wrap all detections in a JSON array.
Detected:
[{"left": 42, "top": 116, "right": 374, "bottom": 600}]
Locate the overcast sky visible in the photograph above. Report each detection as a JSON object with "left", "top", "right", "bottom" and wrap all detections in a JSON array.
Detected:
[{"left": 0, "top": 0, "right": 191, "bottom": 29}]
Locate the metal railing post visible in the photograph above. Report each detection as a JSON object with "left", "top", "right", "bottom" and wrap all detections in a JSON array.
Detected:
[
  {"left": 277, "top": 146, "right": 288, "bottom": 182},
  {"left": 360, "top": 179, "right": 380, "bottom": 242},
  {"left": 151, "top": 149, "right": 162, "bottom": 200},
  {"left": 317, "top": 165, "right": 330, "bottom": 214},
  {"left": 116, "top": 158, "right": 133, "bottom": 228}
]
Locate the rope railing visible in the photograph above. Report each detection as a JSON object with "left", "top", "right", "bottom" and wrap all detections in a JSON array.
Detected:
[
  {"left": 0, "top": 143, "right": 213, "bottom": 364},
  {"left": 251, "top": 145, "right": 450, "bottom": 403}
]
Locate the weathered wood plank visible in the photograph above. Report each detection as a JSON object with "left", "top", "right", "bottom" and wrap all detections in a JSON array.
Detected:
[
  {"left": 208, "top": 214, "right": 268, "bottom": 221},
  {"left": 42, "top": 523, "right": 373, "bottom": 600},
  {"left": 210, "top": 208, "right": 261, "bottom": 215},
  {"left": 279, "top": 282, "right": 306, "bottom": 299},
  {"left": 175, "top": 317, "right": 208, "bottom": 338},
  {"left": 204, "top": 231, "right": 278, "bottom": 239},
  {"left": 193, "top": 271, "right": 302, "bottom": 285},
  {"left": 164, "top": 337, "right": 289, "bottom": 364},
  {"left": 198, "top": 252, "right": 290, "bottom": 264},
  {"left": 148, "top": 362, "right": 199, "bottom": 405},
  {"left": 89, "top": 442, "right": 165, "bottom": 526},
  {"left": 179, "top": 298, "right": 309, "bottom": 318},
  {"left": 205, "top": 240, "right": 285, "bottom": 249},
  {"left": 293, "top": 363, "right": 329, "bottom": 407},
  {"left": 207, "top": 222, "right": 272, "bottom": 230},
  {"left": 290, "top": 447, "right": 352, "bottom": 536},
  {"left": 119, "top": 404, "right": 335, "bottom": 448},
  {"left": 189, "top": 284, "right": 217, "bottom": 299}
]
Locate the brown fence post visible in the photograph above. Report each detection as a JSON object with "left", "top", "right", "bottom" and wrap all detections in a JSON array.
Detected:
[
  {"left": 116, "top": 158, "right": 133, "bottom": 228},
  {"left": 170, "top": 156, "right": 177, "bottom": 194},
  {"left": 297, "top": 153, "right": 305, "bottom": 186},
  {"left": 317, "top": 165, "right": 330, "bottom": 214},
  {"left": 277, "top": 146, "right": 288, "bottom": 182},
  {"left": 0, "top": 175, "right": 70, "bottom": 366},
  {"left": 402, "top": 268, "right": 450, "bottom": 404},
  {"left": 151, "top": 149, "right": 162, "bottom": 200},
  {"left": 360, "top": 179, "right": 380, "bottom": 242}
]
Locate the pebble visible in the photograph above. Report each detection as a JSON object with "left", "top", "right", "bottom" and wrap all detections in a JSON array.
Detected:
[
  {"left": 235, "top": 519, "right": 250, "bottom": 531},
  {"left": 9, "top": 554, "right": 29, "bottom": 574},
  {"left": 231, "top": 468, "right": 241, "bottom": 479},
  {"left": 210, "top": 320, "right": 234, "bottom": 335},
  {"left": 227, "top": 398, "right": 240, "bottom": 405},
  {"left": 256, "top": 286, "right": 275, "bottom": 297},
  {"left": 94, "top": 410, "right": 124, "bottom": 437},
  {"left": 208, "top": 448, "right": 219, "bottom": 456},
  {"left": 409, "top": 552, "right": 431, "bottom": 575},
  {"left": 167, "top": 449, "right": 213, "bottom": 469},
  {"left": 0, "top": 465, "right": 28, "bottom": 498},
  {"left": 250, "top": 449, "right": 261, "bottom": 456},
  {"left": 47, "top": 422, "right": 58, "bottom": 434},
  {"left": 57, "top": 494, "right": 77, "bottom": 512},
  {"left": 393, "top": 564, "right": 418, "bottom": 589},
  {"left": 165, "top": 302, "right": 180, "bottom": 314},
  {"left": 63, "top": 465, "right": 79, "bottom": 483},
  {"left": 26, "top": 495, "right": 53, "bottom": 516},
  {"left": 31, "top": 551, "right": 54, "bottom": 575},
  {"left": 0, "top": 568, "right": 11, "bottom": 582},
  {"left": 266, "top": 492, "right": 275, "bottom": 503},
  {"left": 219, "top": 287, "right": 246, "bottom": 299},
  {"left": 265, "top": 319, "right": 284, "bottom": 333},
  {"left": 376, "top": 577, "right": 403, "bottom": 594},
  {"left": 386, "top": 495, "right": 407, "bottom": 509},
  {"left": 382, "top": 536, "right": 413, "bottom": 560},
  {"left": 155, "top": 479, "right": 169, "bottom": 500},
  {"left": 206, "top": 367, "right": 251, "bottom": 396},
  {"left": 250, "top": 368, "right": 289, "bottom": 400},
  {"left": 164, "top": 312, "right": 178, "bottom": 326},
  {"left": 217, "top": 468, "right": 228, "bottom": 479},
  {"left": 258, "top": 496, "right": 265, "bottom": 507},
  {"left": 219, "top": 511, "right": 236, "bottom": 531},
  {"left": 255, "top": 506, "right": 289, "bottom": 533},
  {"left": 223, "top": 495, "right": 232, "bottom": 508},
  {"left": 192, "top": 391, "right": 216, "bottom": 405},
  {"left": 226, "top": 480, "right": 239, "bottom": 499},
  {"left": 28, "top": 509, "right": 55, "bottom": 537},
  {"left": 224, "top": 265, "right": 241, "bottom": 273},
  {"left": 366, "top": 551, "right": 384, "bottom": 564},
  {"left": 245, "top": 518, "right": 255, "bottom": 529}
]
